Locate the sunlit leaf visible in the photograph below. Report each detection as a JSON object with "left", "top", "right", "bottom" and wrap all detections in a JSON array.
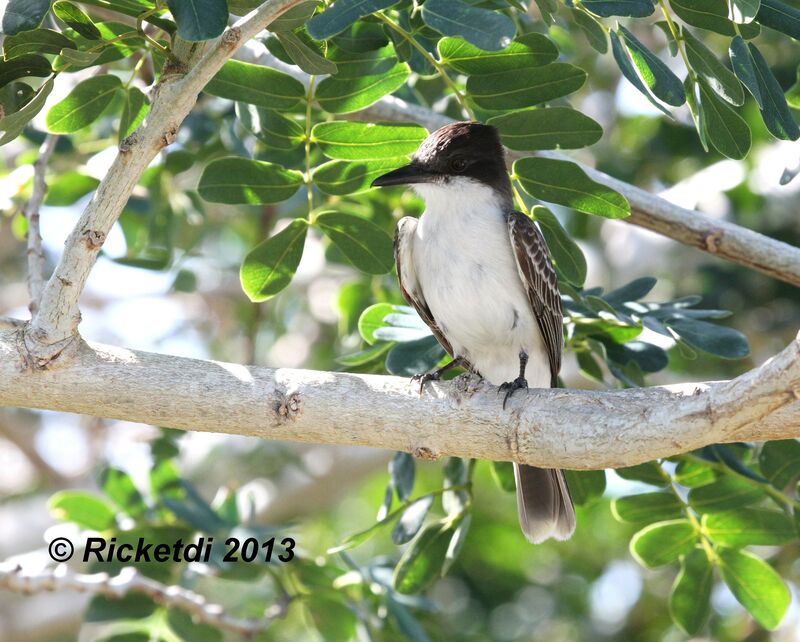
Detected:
[
  {"left": 670, "top": 548, "right": 712, "bottom": 634},
  {"left": 488, "top": 107, "right": 602, "bottom": 151},
  {"left": 240, "top": 219, "right": 308, "bottom": 302},
  {"left": 438, "top": 33, "right": 557, "bottom": 74},
  {"left": 46, "top": 74, "right": 121, "bottom": 133},
  {"left": 630, "top": 519, "right": 697, "bottom": 568},
  {"left": 205, "top": 60, "right": 305, "bottom": 110},
  {"left": 198, "top": 157, "right": 304, "bottom": 204},
  {"left": 421, "top": 0, "right": 516, "bottom": 52},
  {"left": 467, "top": 63, "right": 586, "bottom": 110},
  {"left": 313, "top": 121, "right": 427, "bottom": 160},
  {"left": 316, "top": 211, "right": 394, "bottom": 274}
]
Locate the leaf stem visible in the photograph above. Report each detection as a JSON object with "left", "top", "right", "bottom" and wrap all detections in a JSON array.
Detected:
[
  {"left": 375, "top": 12, "right": 474, "bottom": 120},
  {"left": 657, "top": 0, "right": 695, "bottom": 81}
]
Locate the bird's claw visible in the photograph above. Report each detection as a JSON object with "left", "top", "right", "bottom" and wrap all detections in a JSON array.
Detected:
[
  {"left": 411, "top": 372, "right": 440, "bottom": 396},
  {"left": 499, "top": 377, "right": 528, "bottom": 410}
]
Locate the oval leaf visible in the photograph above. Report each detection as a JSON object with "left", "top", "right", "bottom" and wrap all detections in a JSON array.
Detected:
[
  {"left": 533, "top": 205, "right": 587, "bottom": 286},
  {"left": 667, "top": 317, "right": 749, "bottom": 358},
  {"left": 488, "top": 107, "right": 602, "bottom": 151},
  {"left": 205, "top": 60, "right": 306, "bottom": 110},
  {"left": 683, "top": 27, "right": 744, "bottom": 106},
  {"left": 48, "top": 490, "right": 117, "bottom": 531},
  {"left": 466, "top": 63, "right": 587, "bottom": 110},
  {"left": 630, "top": 519, "right": 697, "bottom": 568},
  {"left": 438, "top": 33, "right": 558, "bottom": 74},
  {"left": 612, "top": 492, "right": 685, "bottom": 524},
  {"left": 307, "top": 0, "right": 397, "bottom": 39},
  {"left": 2, "top": 0, "right": 51, "bottom": 34},
  {"left": 729, "top": 35, "right": 764, "bottom": 108},
  {"left": 563, "top": 470, "right": 606, "bottom": 505},
  {"left": 313, "top": 121, "right": 427, "bottom": 160},
  {"left": 703, "top": 508, "right": 796, "bottom": 546},
  {"left": 514, "top": 157, "right": 630, "bottom": 218},
  {"left": 2, "top": 27, "right": 76, "bottom": 57},
  {"left": 315, "top": 62, "right": 410, "bottom": 113},
  {"left": 670, "top": 548, "right": 712, "bottom": 635},
  {"left": 315, "top": 211, "right": 394, "bottom": 274},
  {"left": 393, "top": 519, "right": 457, "bottom": 594},
  {"left": 421, "top": 0, "right": 516, "bottom": 52},
  {"left": 392, "top": 495, "right": 434, "bottom": 544},
  {"left": 670, "top": 0, "right": 761, "bottom": 37},
  {"left": 747, "top": 42, "right": 800, "bottom": 141},
  {"left": 759, "top": 440, "right": 800, "bottom": 489},
  {"left": 618, "top": 25, "right": 685, "bottom": 106},
  {"left": 315, "top": 158, "right": 407, "bottom": 195},
  {"left": 390, "top": 451, "right": 416, "bottom": 501},
  {"left": 46, "top": 74, "right": 121, "bottom": 133},
  {"left": 53, "top": 1, "right": 101, "bottom": 39},
  {"left": 240, "top": 219, "right": 308, "bottom": 302},
  {"left": 718, "top": 548, "right": 790, "bottom": 630},
  {"left": 198, "top": 157, "right": 304, "bottom": 205},
  {"left": 581, "top": 0, "right": 655, "bottom": 17},
  {"left": 687, "top": 476, "right": 764, "bottom": 512},
  {"left": 165, "top": 0, "right": 228, "bottom": 41}
]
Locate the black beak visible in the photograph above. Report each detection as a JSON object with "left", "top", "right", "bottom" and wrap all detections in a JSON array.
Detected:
[{"left": 371, "top": 163, "right": 437, "bottom": 187}]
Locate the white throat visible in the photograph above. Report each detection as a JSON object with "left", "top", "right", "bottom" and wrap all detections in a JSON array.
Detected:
[{"left": 412, "top": 177, "right": 507, "bottom": 221}]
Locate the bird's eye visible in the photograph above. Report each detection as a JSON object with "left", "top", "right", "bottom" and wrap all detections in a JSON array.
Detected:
[{"left": 451, "top": 158, "right": 468, "bottom": 172}]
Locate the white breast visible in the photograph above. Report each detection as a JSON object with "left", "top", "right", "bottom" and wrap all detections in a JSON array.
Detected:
[{"left": 410, "top": 179, "right": 550, "bottom": 387}]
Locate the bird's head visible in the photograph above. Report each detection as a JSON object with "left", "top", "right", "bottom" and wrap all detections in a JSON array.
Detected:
[{"left": 371, "top": 121, "right": 512, "bottom": 206}]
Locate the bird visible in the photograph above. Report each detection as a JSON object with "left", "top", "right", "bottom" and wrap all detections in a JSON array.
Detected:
[{"left": 371, "top": 121, "right": 575, "bottom": 544}]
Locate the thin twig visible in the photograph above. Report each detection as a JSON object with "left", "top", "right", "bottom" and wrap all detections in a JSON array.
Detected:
[
  {"left": 24, "top": 135, "right": 58, "bottom": 317},
  {"left": 0, "top": 563, "right": 291, "bottom": 637}
]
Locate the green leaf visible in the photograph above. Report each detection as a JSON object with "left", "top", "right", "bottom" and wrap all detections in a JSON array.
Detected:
[
  {"left": 687, "top": 476, "right": 764, "bottom": 512},
  {"left": 392, "top": 494, "right": 433, "bottom": 544},
  {"left": 669, "top": 0, "right": 760, "bottom": 37},
  {"left": 611, "top": 492, "right": 684, "bottom": 523},
  {"left": 533, "top": 205, "right": 587, "bottom": 286},
  {"left": 696, "top": 82, "right": 751, "bottom": 159},
  {"left": 514, "top": 157, "right": 630, "bottom": 218},
  {"left": 326, "top": 42, "right": 396, "bottom": 78},
  {"left": 488, "top": 107, "right": 602, "bottom": 151},
  {"left": 306, "top": 596, "right": 357, "bottom": 642},
  {"left": 572, "top": 9, "right": 608, "bottom": 53},
  {"left": 52, "top": 47, "right": 103, "bottom": 71},
  {"left": 618, "top": 26, "right": 685, "bottom": 106},
  {"left": 490, "top": 461, "right": 516, "bottom": 492},
  {"left": 759, "top": 440, "right": 800, "bottom": 489},
  {"left": 729, "top": 36, "right": 763, "bottom": 108},
  {"left": 332, "top": 21, "right": 389, "bottom": 53},
  {"left": 674, "top": 458, "right": 717, "bottom": 487},
  {"left": 314, "top": 158, "right": 406, "bottom": 195},
  {"left": 654, "top": 20, "right": 679, "bottom": 56},
  {"left": 630, "top": 519, "right": 697, "bottom": 568},
  {"left": 390, "top": 451, "right": 416, "bottom": 501},
  {"left": 46, "top": 74, "right": 121, "bottom": 133},
  {"left": 717, "top": 548, "right": 790, "bottom": 630},
  {"left": 119, "top": 87, "right": 148, "bottom": 142},
  {"left": 100, "top": 467, "right": 147, "bottom": 517},
  {"left": 730, "top": 0, "right": 760, "bottom": 22},
  {"left": 581, "top": 0, "right": 655, "bottom": 17},
  {"left": 240, "top": 219, "right": 308, "bottom": 302},
  {"left": 205, "top": 60, "right": 305, "bottom": 110},
  {"left": 198, "top": 157, "right": 303, "bottom": 204},
  {"left": 756, "top": 0, "right": 800, "bottom": 40},
  {"left": 615, "top": 462, "right": 667, "bottom": 486},
  {"left": 306, "top": 0, "right": 396, "bottom": 40},
  {"left": 236, "top": 103, "right": 305, "bottom": 150},
  {"left": 2, "top": 27, "right": 75, "bottom": 57},
  {"left": 438, "top": 33, "right": 558, "bottom": 74},
  {"left": 667, "top": 317, "right": 749, "bottom": 358},
  {"left": 420, "top": 0, "right": 515, "bottom": 52},
  {"left": 0, "top": 54, "right": 51, "bottom": 87},
  {"left": 276, "top": 30, "right": 338, "bottom": 75},
  {"left": 610, "top": 30, "right": 671, "bottom": 117},
  {"left": 603, "top": 276, "right": 657, "bottom": 303},
  {"left": 683, "top": 28, "right": 744, "bottom": 106},
  {"left": 670, "top": 548, "right": 712, "bottom": 635},
  {"left": 0, "top": 76, "right": 53, "bottom": 145},
  {"left": 576, "top": 350, "right": 604, "bottom": 382},
  {"left": 269, "top": 0, "right": 318, "bottom": 30},
  {"left": 316, "top": 62, "right": 409, "bottom": 113},
  {"left": 703, "top": 508, "right": 796, "bottom": 546},
  {"left": 393, "top": 518, "right": 458, "bottom": 594},
  {"left": 53, "top": 1, "right": 101, "bottom": 39},
  {"left": 315, "top": 211, "right": 394, "bottom": 274},
  {"left": 48, "top": 490, "right": 117, "bottom": 531},
  {"left": 44, "top": 171, "right": 99, "bottom": 205},
  {"left": 358, "top": 302, "right": 396, "bottom": 344},
  {"left": 313, "top": 121, "right": 427, "bottom": 160},
  {"left": 2, "top": 0, "right": 51, "bottom": 35},
  {"left": 386, "top": 335, "right": 445, "bottom": 376},
  {"left": 336, "top": 341, "right": 393, "bottom": 366},
  {"left": 467, "top": 63, "right": 586, "bottom": 110},
  {"left": 563, "top": 470, "right": 606, "bottom": 505},
  {"left": 165, "top": 0, "right": 228, "bottom": 41},
  {"left": 748, "top": 42, "right": 800, "bottom": 141}
]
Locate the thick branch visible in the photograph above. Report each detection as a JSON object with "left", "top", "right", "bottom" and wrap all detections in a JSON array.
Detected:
[
  {"left": 0, "top": 563, "right": 289, "bottom": 636},
  {"left": 24, "top": 134, "right": 58, "bottom": 317},
  {"left": 1, "top": 328, "right": 797, "bottom": 469},
  {"left": 356, "top": 96, "right": 800, "bottom": 287},
  {"left": 25, "top": 0, "right": 304, "bottom": 363}
]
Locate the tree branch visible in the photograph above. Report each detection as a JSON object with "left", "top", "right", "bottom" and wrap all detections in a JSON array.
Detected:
[
  {"left": 24, "top": 0, "right": 305, "bottom": 366},
  {"left": 24, "top": 134, "right": 58, "bottom": 317},
  {"left": 355, "top": 96, "right": 800, "bottom": 287},
  {"left": 0, "top": 563, "right": 290, "bottom": 636},
  {"left": 1, "top": 328, "right": 797, "bottom": 469}
]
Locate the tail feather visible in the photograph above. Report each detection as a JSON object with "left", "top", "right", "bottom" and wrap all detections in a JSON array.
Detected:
[{"left": 514, "top": 464, "right": 575, "bottom": 544}]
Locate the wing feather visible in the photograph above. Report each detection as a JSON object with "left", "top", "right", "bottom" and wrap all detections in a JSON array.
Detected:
[{"left": 507, "top": 211, "right": 563, "bottom": 387}]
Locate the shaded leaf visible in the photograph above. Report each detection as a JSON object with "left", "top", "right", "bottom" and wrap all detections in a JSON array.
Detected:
[
  {"left": 564, "top": 470, "right": 606, "bottom": 505},
  {"left": 438, "top": 33, "right": 557, "bottom": 74},
  {"left": 316, "top": 211, "right": 394, "bottom": 274},
  {"left": 488, "top": 107, "right": 602, "bottom": 150},
  {"left": 683, "top": 28, "right": 744, "bottom": 105},
  {"left": 610, "top": 30, "right": 671, "bottom": 117},
  {"left": 240, "top": 219, "right": 308, "bottom": 302},
  {"left": 390, "top": 451, "right": 416, "bottom": 501},
  {"left": 386, "top": 335, "right": 445, "bottom": 376},
  {"left": 581, "top": 0, "right": 655, "bottom": 17},
  {"left": 421, "top": 0, "right": 515, "bottom": 52},
  {"left": 759, "top": 440, "right": 800, "bottom": 489},
  {"left": 165, "top": 0, "right": 228, "bottom": 41},
  {"left": 315, "top": 158, "right": 406, "bottom": 195},
  {"left": 670, "top": 548, "right": 712, "bottom": 635},
  {"left": 703, "top": 508, "right": 796, "bottom": 546},
  {"left": 53, "top": 1, "right": 101, "bottom": 39},
  {"left": 611, "top": 492, "right": 684, "bottom": 523},
  {"left": 44, "top": 171, "right": 99, "bottom": 205},
  {"left": 307, "top": 0, "right": 397, "bottom": 39},
  {"left": 748, "top": 42, "right": 800, "bottom": 141},
  {"left": 0, "top": 54, "right": 51, "bottom": 87},
  {"left": 533, "top": 205, "right": 587, "bottom": 286},
  {"left": 618, "top": 25, "right": 685, "bottom": 106},
  {"left": 466, "top": 63, "right": 586, "bottom": 110},
  {"left": 729, "top": 35, "right": 763, "bottom": 108},
  {"left": 615, "top": 462, "right": 667, "bottom": 486},
  {"left": 236, "top": 103, "right": 305, "bottom": 150},
  {"left": 667, "top": 317, "right": 749, "bottom": 358},
  {"left": 393, "top": 518, "right": 457, "bottom": 594},
  {"left": 2, "top": 0, "right": 51, "bottom": 35},
  {"left": 277, "top": 30, "right": 338, "bottom": 75},
  {"left": 2, "top": 28, "right": 75, "bottom": 57},
  {"left": 205, "top": 60, "right": 305, "bottom": 110},
  {"left": 687, "top": 476, "right": 764, "bottom": 512},
  {"left": 316, "top": 62, "right": 410, "bottom": 113},
  {"left": 198, "top": 157, "right": 303, "bottom": 204},
  {"left": 100, "top": 467, "right": 147, "bottom": 518},
  {"left": 392, "top": 495, "right": 433, "bottom": 544},
  {"left": 697, "top": 82, "right": 751, "bottom": 159},
  {"left": 756, "top": 0, "right": 800, "bottom": 40},
  {"left": 669, "top": 0, "right": 760, "bottom": 37},
  {"left": 46, "top": 74, "right": 121, "bottom": 133}
]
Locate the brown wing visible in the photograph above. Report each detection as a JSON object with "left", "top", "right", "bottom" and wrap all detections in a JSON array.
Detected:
[
  {"left": 394, "top": 216, "right": 462, "bottom": 363},
  {"left": 507, "top": 210, "right": 563, "bottom": 387}
]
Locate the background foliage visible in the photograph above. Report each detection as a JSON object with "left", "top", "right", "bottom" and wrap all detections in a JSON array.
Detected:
[{"left": 1, "top": 0, "right": 799, "bottom": 639}]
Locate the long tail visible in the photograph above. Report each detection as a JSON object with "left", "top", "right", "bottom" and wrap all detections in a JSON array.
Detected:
[{"left": 514, "top": 465, "right": 576, "bottom": 544}]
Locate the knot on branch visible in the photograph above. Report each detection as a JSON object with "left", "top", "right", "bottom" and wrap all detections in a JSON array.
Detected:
[
  {"left": 412, "top": 446, "right": 440, "bottom": 460},
  {"left": 82, "top": 229, "right": 106, "bottom": 250},
  {"left": 222, "top": 27, "right": 241, "bottom": 49},
  {"left": 704, "top": 229, "right": 724, "bottom": 253},
  {"left": 161, "top": 56, "right": 189, "bottom": 77},
  {"left": 119, "top": 132, "right": 139, "bottom": 153},
  {"left": 17, "top": 324, "right": 81, "bottom": 371},
  {"left": 275, "top": 391, "right": 301, "bottom": 421},
  {"left": 159, "top": 125, "right": 178, "bottom": 150}
]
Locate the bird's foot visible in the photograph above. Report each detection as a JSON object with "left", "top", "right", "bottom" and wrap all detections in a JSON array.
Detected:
[
  {"left": 499, "top": 377, "right": 528, "bottom": 410},
  {"left": 411, "top": 372, "right": 440, "bottom": 396}
]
